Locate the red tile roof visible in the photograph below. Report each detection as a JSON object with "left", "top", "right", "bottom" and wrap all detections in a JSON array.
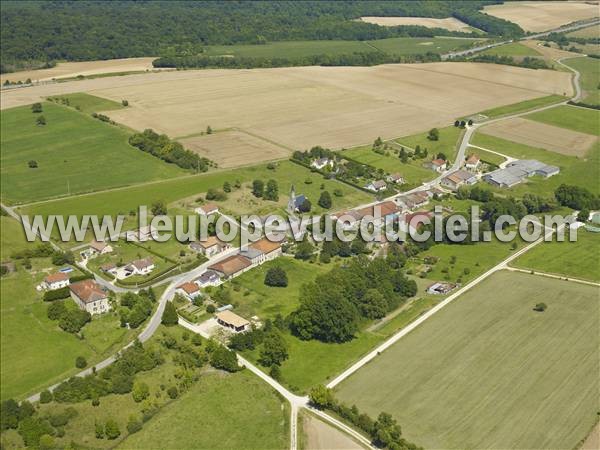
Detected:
[
  {"left": 45, "top": 272, "right": 69, "bottom": 284},
  {"left": 69, "top": 280, "right": 106, "bottom": 304}
]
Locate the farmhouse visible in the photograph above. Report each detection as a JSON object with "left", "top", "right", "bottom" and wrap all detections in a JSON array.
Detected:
[
  {"left": 395, "top": 191, "right": 430, "bottom": 211},
  {"left": 311, "top": 157, "right": 333, "bottom": 170},
  {"left": 190, "top": 236, "right": 230, "bottom": 257},
  {"left": 465, "top": 154, "right": 481, "bottom": 171},
  {"left": 386, "top": 173, "right": 405, "bottom": 184},
  {"left": 195, "top": 203, "right": 219, "bottom": 216},
  {"left": 441, "top": 169, "right": 478, "bottom": 190},
  {"left": 425, "top": 158, "right": 447, "bottom": 173},
  {"left": 208, "top": 254, "right": 252, "bottom": 279},
  {"left": 69, "top": 279, "right": 110, "bottom": 315},
  {"left": 215, "top": 310, "right": 250, "bottom": 333},
  {"left": 43, "top": 272, "right": 70, "bottom": 290},
  {"left": 365, "top": 180, "right": 387, "bottom": 192},
  {"left": 484, "top": 159, "right": 559, "bottom": 188},
  {"left": 195, "top": 270, "right": 221, "bottom": 287},
  {"left": 176, "top": 281, "right": 201, "bottom": 300}
]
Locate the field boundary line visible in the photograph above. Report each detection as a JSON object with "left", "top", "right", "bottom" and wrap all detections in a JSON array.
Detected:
[{"left": 505, "top": 266, "right": 600, "bottom": 287}]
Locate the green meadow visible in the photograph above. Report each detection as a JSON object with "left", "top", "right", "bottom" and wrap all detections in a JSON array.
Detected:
[
  {"left": 336, "top": 271, "right": 599, "bottom": 450},
  {"left": 0, "top": 102, "right": 184, "bottom": 204},
  {"left": 0, "top": 216, "right": 141, "bottom": 400},
  {"left": 525, "top": 104, "right": 600, "bottom": 135},
  {"left": 480, "top": 42, "right": 541, "bottom": 57},
  {"left": 478, "top": 94, "right": 566, "bottom": 119},
  {"left": 562, "top": 57, "right": 600, "bottom": 106},
  {"left": 203, "top": 37, "right": 482, "bottom": 59},
  {"left": 49, "top": 92, "right": 126, "bottom": 114},
  {"left": 512, "top": 229, "right": 600, "bottom": 282}
]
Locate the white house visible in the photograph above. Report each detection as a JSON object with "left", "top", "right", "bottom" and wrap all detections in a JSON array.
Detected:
[
  {"left": 215, "top": 310, "right": 250, "bottom": 333},
  {"left": 195, "top": 270, "right": 221, "bottom": 288},
  {"left": 129, "top": 258, "right": 155, "bottom": 275},
  {"left": 43, "top": 272, "right": 70, "bottom": 290},
  {"left": 465, "top": 154, "right": 481, "bottom": 171},
  {"left": 69, "top": 279, "right": 110, "bottom": 315},
  {"left": 425, "top": 158, "right": 447, "bottom": 173},
  {"left": 365, "top": 180, "right": 387, "bottom": 192},
  {"left": 176, "top": 281, "right": 202, "bottom": 300},
  {"left": 85, "top": 240, "right": 113, "bottom": 259},
  {"left": 441, "top": 170, "right": 478, "bottom": 190},
  {"left": 311, "top": 157, "right": 333, "bottom": 170},
  {"left": 190, "top": 236, "right": 230, "bottom": 257},
  {"left": 195, "top": 203, "right": 219, "bottom": 216},
  {"left": 386, "top": 173, "right": 405, "bottom": 184}
]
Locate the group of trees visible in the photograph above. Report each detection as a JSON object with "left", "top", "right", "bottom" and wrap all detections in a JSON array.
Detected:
[
  {"left": 129, "top": 129, "right": 211, "bottom": 172},
  {"left": 554, "top": 184, "right": 600, "bottom": 210},
  {"left": 465, "top": 54, "right": 550, "bottom": 70},
  {"left": 47, "top": 301, "right": 92, "bottom": 334},
  {"left": 264, "top": 266, "right": 288, "bottom": 287},
  {"left": 292, "top": 145, "right": 335, "bottom": 166},
  {"left": 309, "top": 385, "right": 422, "bottom": 450},
  {"left": 289, "top": 254, "right": 417, "bottom": 343},
  {"left": 252, "top": 179, "right": 279, "bottom": 201},
  {"left": 119, "top": 289, "right": 156, "bottom": 329},
  {"left": 398, "top": 145, "right": 428, "bottom": 163}
]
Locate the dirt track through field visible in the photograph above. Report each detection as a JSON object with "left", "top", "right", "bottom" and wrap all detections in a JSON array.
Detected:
[
  {"left": 0, "top": 58, "right": 159, "bottom": 84},
  {"left": 359, "top": 16, "right": 472, "bottom": 31},
  {"left": 483, "top": 1, "right": 600, "bottom": 32},
  {"left": 479, "top": 117, "right": 598, "bottom": 157}
]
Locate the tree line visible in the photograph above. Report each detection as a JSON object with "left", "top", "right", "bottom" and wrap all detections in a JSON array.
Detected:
[{"left": 128, "top": 129, "right": 212, "bottom": 172}]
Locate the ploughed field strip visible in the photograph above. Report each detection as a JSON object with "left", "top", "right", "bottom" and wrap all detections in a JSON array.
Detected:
[
  {"left": 479, "top": 117, "right": 598, "bottom": 158},
  {"left": 358, "top": 16, "right": 473, "bottom": 31}
]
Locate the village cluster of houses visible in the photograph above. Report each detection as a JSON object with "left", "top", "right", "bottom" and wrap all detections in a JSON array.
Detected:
[{"left": 175, "top": 237, "right": 283, "bottom": 301}]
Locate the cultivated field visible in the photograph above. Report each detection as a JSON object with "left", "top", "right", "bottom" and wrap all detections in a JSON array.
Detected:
[
  {"left": 180, "top": 130, "right": 290, "bottom": 167},
  {"left": 512, "top": 229, "right": 600, "bottom": 282},
  {"left": 0, "top": 57, "right": 158, "bottom": 84},
  {"left": 301, "top": 413, "right": 363, "bottom": 450},
  {"left": 335, "top": 271, "right": 600, "bottom": 450},
  {"left": 479, "top": 117, "right": 598, "bottom": 157},
  {"left": 79, "top": 63, "right": 573, "bottom": 153},
  {"left": 567, "top": 22, "right": 600, "bottom": 38},
  {"left": 483, "top": 1, "right": 600, "bottom": 32},
  {"left": 359, "top": 16, "right": 472, "bottom": 31}
]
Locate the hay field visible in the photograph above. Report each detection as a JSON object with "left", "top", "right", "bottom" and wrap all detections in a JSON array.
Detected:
[
  {"left": 335, "top": 271, "right": 600, "bottom": 450},
  {"left": 479, "top": 117, "right": 597, "bottom": 157},
  {"left": 567, "top": 22, "right": 600, "bottom": 37},
  {"left": 359, "top": 16, "right": 472, "bottom": 31},
  {"left": 483, "top": 1, "right": 600, "bottom": 32},
  {"left": 180, "top": 130, "right": 290, "bottom": 167},
  {"left": 0, "top": 57, "right": 158, "bottom": 84},
  {"left": 80, "top": 63, "right": 572, "bottom": 151}
]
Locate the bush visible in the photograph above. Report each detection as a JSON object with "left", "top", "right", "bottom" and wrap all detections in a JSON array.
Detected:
[
  {"left": 47, "top": 301, "right": 67, "bottom": 320},
  {"left": 210, "top": 346, "right": 241, "bottom": 372},
  {"left": 104, "top": 419, "right": 120, "bottom": 440},
  {"left": 264, "top": 267, "right": 288, "bottom": 287},
  {"left": 43, "top": 287, "right": 70, "bottom": 302},
  {"left": 39, "top": 390, "right": 53, "bottom": 404},
  {"left": 533, "top": 302, "right": 547, "bottom": 312},
  {"left": 28, "top": 160, "right": 38, "bottom": 168},
  {"left": 75, "top": 356, "right": 87, "bottom": 369},
  {"left": 167, "top": 386, "right": 179, "bottom": 399},
  {"left": 206, "top": 304, "right": 216, "bottom": 313},
  {"left": 58, "top": 309, "right": 91, "bottom": 333},
  {"left": 127, "top": 417, "right": 142, "bottom": 434}
]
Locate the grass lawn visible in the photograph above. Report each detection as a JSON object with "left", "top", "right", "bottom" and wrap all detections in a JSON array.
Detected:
[
  {"left": 478, "top": 94, "right": 566, "bottom": 118},
  {"left": 471, "top": 146, "right": 506, "bottom": 166},
  {"left": 49, "top": 92, "right": 125, "bottom": 114},
  {"left": 119, "top": 370, "right": 288, "bottom": 450},
  {"left": 511, "top": 229, "right": 600, "bottom": 282},
  {"left": 0, "top": 102, "right": 184, "bottom": 204},
  {"left": 203, "top": 37, "right": 481, "bottom": 59},
  {"left": 525, "top": 104, "right": 600, "bottom": 135},
  {"left": 22, "top": 160, "right": 372, "bottom": 244},
  {"left": 225, "top": 258, "right": 331, "bottom": 320},
  {"left": 480, "top": 42, "right": 541, "bottom": 56},
  {"left": 335, "top": 271, "right": 599, "bottom": 450},
  {"left": 563, "top": 57, "right": 600, "bottom": 106},
  {"left": 394, "top": 125, "right": 463, "bottom": 163},
  {"left": 472, "top": 133, "right": 600, "bottom": 197}
]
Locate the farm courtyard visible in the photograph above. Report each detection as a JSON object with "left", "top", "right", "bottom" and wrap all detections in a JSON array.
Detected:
[{"left": 335, "top": 271, "right": 599, "bottom": 450}]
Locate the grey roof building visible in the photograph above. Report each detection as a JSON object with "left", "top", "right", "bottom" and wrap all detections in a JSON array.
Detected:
[{"left": 483, "top": 159, "right": 559, "bottom": 188}]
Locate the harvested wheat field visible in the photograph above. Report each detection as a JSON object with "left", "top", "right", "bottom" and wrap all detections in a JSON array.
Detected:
[
  {"left": 0, "top": 57, "right": 159, "bottom": 84},
  {"left": 180, "top": 130, "right": 290, "bottom": 167},
  {"left": 480, "top": 117, "right": 598, "bottom": 157},
  {"left": 87, "top": 63, "right": 571, "bottom": 150},
  {"left": 483, "top": 1, "right": 600, "bottom": 32},
  {"left": 521, "top": 40, "right": 581, "bottom": 60},
  {"left": 302, "top": 414, "right": 364, "bottom": 450},
  {"left": 359, "top": 16, "right": 472, "bottom": 31}
]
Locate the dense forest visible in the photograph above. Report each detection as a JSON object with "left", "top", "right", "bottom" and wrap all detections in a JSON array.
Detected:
[{"left": 1, "top": 1, "right": 523, "bottom": 73}]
